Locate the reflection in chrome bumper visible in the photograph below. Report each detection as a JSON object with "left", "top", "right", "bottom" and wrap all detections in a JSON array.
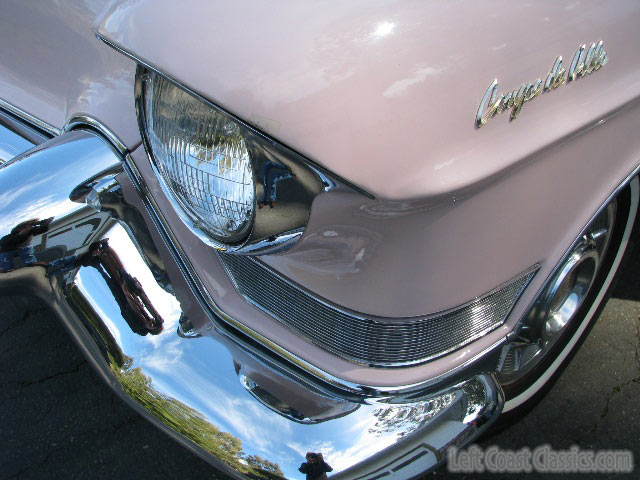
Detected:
[{"left": 0, "top": 129, "right": 504, "bottom": 479}]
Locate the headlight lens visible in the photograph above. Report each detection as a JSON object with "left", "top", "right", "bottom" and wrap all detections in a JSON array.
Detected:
[{"left": 143, "top": 72, "right": 254, "bottom": 243}]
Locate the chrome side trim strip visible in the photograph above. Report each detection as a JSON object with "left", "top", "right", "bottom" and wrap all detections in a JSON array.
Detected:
[
  {"left": 0, "top": 119, "right": 35, "bottom": 165},
  {"left": 0, "top": 97, "right": 61, "bottom": 137}
]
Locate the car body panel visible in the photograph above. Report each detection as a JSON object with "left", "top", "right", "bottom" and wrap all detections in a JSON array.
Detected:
[
  {"left": 96, "top": 0, "right": 640, "bottom": 199},
  {"left": 0, "top": 0, "right": 140, "bottom": 147},
  {"left": 0, "top": 0, "right": 626, "bottom": 384}
]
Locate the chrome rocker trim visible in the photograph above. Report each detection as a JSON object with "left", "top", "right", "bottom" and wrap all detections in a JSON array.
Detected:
[
  {"left": 0, "top": 97, "right": 61, "bottom": 137},
  {"left": 0, "top": 128, "right": 504, "bottom": 479}
]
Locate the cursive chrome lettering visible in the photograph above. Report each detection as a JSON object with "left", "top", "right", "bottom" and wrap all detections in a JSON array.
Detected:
[
  {"left": 544, "top": 56, "right": 567, "bottom": 91},
  {"left": 568, "top": 40, "right": 607, "bottom": 81},
  {"left": 476, "top": 41, "right": 608, "bottom": 128},
  {"left": 476, "top": 78, "right": 542, "bottom": 126}
]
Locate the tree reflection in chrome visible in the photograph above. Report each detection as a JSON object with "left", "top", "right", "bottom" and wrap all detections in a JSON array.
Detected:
[{"left": 111, "top": 357, "right": 285, "bottom": 479}]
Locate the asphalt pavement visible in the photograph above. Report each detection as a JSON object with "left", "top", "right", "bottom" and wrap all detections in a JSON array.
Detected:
[{"left": 1, "top": 253, "right": 639, "bottom": 479}]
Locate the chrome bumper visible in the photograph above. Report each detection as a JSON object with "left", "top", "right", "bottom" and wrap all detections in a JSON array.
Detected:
[{"left": 0, "top": 128, "right": 504, "bottom": 479}]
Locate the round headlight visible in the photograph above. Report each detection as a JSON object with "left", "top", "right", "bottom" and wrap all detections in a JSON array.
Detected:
[{"left": 142, "top": 72, "right": 254, "bottom": 244}]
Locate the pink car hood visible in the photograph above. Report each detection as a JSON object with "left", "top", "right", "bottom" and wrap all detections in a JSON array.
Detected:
[{"left": 97, "top": 0, "right": 640, "bottom": 200}]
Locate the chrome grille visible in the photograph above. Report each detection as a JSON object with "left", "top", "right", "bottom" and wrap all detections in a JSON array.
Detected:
[{"left": 219, "top": 253, "right": 536, "bottom": 366}]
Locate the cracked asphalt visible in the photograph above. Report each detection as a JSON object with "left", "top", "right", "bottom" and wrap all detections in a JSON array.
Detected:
[{"left": 1, "top": 254, "right": 639, "bottom": 479}]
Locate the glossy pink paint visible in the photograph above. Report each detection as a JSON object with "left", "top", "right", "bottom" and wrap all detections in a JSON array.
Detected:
[{"left": 0, "top": 1, "right": 140, "bottom": 148}]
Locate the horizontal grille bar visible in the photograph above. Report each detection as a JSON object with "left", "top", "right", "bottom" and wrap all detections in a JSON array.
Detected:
[{"left": 218, "top": 253, "right": 536, "bottom": 366}]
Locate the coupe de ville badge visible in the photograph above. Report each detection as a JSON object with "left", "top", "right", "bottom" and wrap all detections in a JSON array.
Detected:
[{"left": 476, "top": 41, "right": 608, "bottom": 128}]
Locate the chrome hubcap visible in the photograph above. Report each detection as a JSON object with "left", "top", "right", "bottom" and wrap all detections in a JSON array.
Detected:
[
  {"left": 542, "top": 239, "right": 598, "bottom": 341},
  {"left": 498, "top": 202, "right": 616, "bottom": 383}
]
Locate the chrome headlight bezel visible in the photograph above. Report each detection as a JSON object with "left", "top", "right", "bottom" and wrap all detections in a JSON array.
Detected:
[
  {"left": 134, "top": 65, "right": 334, "bottom": 254},
  {"left": 142, "top": 71, "right": 256, "bottom": 244}
]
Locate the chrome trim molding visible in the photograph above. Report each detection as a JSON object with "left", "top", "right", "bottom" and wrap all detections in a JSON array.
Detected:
[
  {"left": 219, "top": 252, "right": 538, "bottom": 367},
  {"left": 0, "top": 129, "right": 504, "bottom": 478},
  {"left": 63, "top": 114, "right": 131, "bottom": 156},
  {"left": 0, "top": 118, "right": 36, "bottom": 165},
  {"left": 0, "top": 97, "right": 61, "bottom": 137}
]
